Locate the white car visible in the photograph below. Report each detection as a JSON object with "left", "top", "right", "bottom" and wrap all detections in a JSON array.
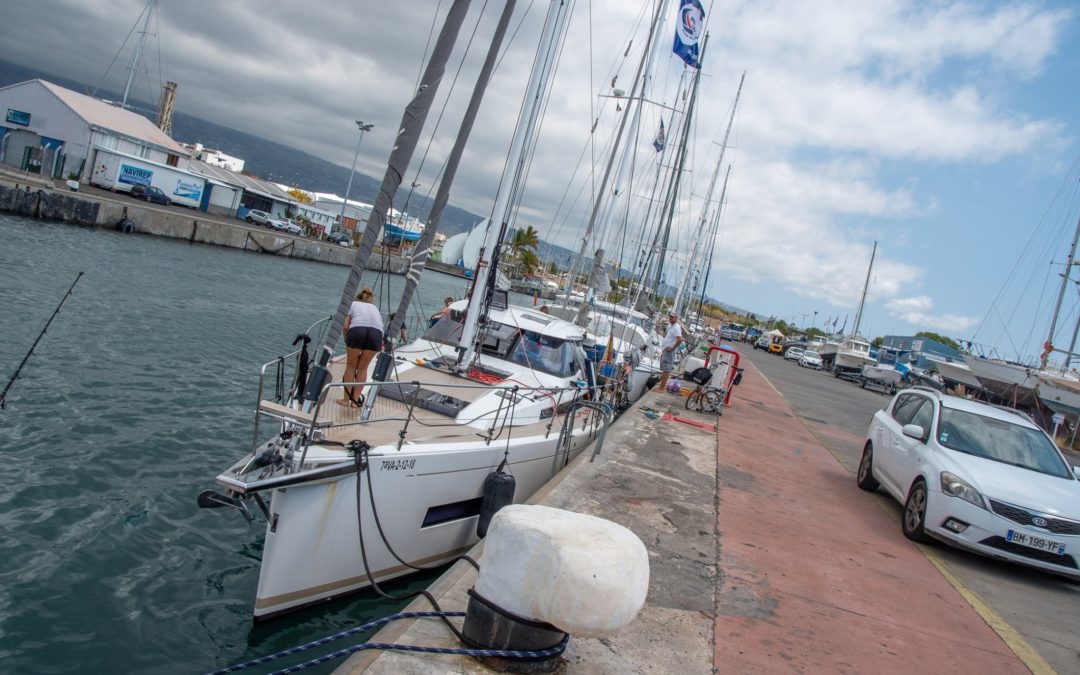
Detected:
[
  {"left": 282, "top": 219, "right": 304, "bottom": 235},
  {"left": 784, "top": 347, "right": 804, "bottom": 362},
  {"left": 859, "top": 388, "right": 1080, "bottom": 580},
  {"left": 799, "top": 350, "right": 823, "bottom": 369}
]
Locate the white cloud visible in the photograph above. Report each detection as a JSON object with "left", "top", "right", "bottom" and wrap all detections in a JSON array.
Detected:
[{"left": 886, "top": 295, "right": 977, "bottom": 333}]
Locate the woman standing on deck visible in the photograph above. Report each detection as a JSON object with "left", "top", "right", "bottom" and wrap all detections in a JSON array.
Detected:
[{"left": 338, "top": 287, "right": 383, "bottom": 407}]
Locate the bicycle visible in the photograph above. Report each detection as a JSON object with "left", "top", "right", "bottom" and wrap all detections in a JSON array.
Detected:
[
  {"left": 682, "top": 366, "right": 726, "bottom": 416},
  {"left": 685, "top": 383, "right": 725, "bottom": 415}
]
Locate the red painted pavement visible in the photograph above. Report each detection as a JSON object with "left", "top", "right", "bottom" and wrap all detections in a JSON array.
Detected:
[{"left": 714, "top": 359, "right": 1028, "bottom": 674}]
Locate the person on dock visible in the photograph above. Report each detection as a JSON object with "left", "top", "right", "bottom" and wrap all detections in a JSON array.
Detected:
[
  {"left": 656, "top": 310, "right": 683, "bottom": 393},
  {"left": 339, "top": 287, "right": 383, "bottom": 407}
]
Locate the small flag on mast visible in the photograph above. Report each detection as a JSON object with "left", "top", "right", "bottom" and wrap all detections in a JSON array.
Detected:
[
  {"left": 673, "top": 0, "right": 705, "bottom": 69},
  {"left": 653, "top": 120, "right": 666, "bottom": 152}
]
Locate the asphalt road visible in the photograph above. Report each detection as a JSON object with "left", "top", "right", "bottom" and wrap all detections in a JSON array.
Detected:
[{"left": 737, "top": 343, "right": 1080, "bottom": 674}]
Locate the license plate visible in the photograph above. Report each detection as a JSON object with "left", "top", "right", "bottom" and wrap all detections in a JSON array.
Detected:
[{"left": 1006, "top": 529, "right": 1066, "bottom": 555}]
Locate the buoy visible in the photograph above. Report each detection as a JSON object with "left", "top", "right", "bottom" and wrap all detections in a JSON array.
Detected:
[
  {"left": 476, "top": 460, "right": 516, "bottom": 538},
  {"left": 463, "top": 505, "right": 648, "bottom": 669}
]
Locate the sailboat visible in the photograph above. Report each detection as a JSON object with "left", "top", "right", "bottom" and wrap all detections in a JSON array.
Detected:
[
  {"left": 833, "top": 242, "right": 879, "bottom": 375},
  {"left": 1032, "top": 215, "right": 1080, "bottom": 420},
  {"left": 965, "top": 215, "right": 1080, "bottom": 410},
  {"left": 198, "top": 0, "right": 611, "bottom": 620}
]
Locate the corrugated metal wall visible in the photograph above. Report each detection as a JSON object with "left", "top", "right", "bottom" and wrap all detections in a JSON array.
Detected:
[{"left": 0, "top": 81, "right": 93, "bottom": 171}]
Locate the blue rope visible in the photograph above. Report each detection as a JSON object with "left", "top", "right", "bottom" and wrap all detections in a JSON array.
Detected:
[{"left": 210, "top": 610, "right": 569, "bottom": 674}]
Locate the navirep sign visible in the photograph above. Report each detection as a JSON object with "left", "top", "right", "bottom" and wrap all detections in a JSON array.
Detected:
[{"left": 118, "top": 164, "right": 153, "bottom": 187}]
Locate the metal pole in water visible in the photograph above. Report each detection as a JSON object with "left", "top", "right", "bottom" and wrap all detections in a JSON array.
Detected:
[{"left": 1, "top": 271, "right": 84, "bottom": 410}]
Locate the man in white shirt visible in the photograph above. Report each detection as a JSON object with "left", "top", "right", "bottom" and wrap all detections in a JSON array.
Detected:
[{"left": 656, "top": 311, "right": 683, "bottom": 393}]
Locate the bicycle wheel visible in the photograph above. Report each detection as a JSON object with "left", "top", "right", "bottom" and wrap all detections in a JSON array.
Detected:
[
  {"left": 701, "top": 388, "right": 724, "bottom": 414},
  {"left": 685, "top": 387, "right": 702, "bottom": 411}
]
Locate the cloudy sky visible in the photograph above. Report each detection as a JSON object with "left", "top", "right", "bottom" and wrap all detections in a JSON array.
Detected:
[{"left": 3, "top": 0, "right": 1080, "bottom": 360}]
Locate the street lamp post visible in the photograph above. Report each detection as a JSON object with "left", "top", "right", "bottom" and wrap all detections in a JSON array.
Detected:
[
  {"left": 338, "top": 120, "right": 374, "bottom": 232},
  {"left": 812, "top": 310, "right": 818, "bottom": 331}
]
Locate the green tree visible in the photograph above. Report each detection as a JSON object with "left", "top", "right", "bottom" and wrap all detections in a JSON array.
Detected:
[
  {"left": 546, "top": 260, "right": 559, "bottom": 275},
  {"left": 915, "top": 331, "right": 961, "bottom": 351},
  {"left": 509, "top": 226, "right": 540, "bottom": 277},
  {"left": 871, "top": 336, "right": 884, "bottom": 347}
]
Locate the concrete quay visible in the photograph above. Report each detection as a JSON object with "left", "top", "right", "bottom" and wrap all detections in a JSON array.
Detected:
[
  {"left": 336, "top": 352, "right": 1033, "bottom": 674},
  {"left": 0, "top": 169, "right": 410, "bottom": 273}
]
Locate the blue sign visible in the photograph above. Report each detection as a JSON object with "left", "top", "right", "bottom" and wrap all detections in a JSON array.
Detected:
[
  {"left": 6, "top": 108, "right": 31, "bottom": 126},
  {"left": 118, "top": 164, "right": 153, "bottom": 187},
  {"left": 172, "top": 179, "right": 202, "bottom": 201}
]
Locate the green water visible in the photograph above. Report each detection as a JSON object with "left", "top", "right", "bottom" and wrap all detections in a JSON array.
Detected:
[{"left": 0, "top": 214, "right": 511, "bottom": 673}]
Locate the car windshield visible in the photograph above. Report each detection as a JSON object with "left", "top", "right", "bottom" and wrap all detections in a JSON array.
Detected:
[{"left": 936, "top": 407, "right": 1073, "bottom": 478}]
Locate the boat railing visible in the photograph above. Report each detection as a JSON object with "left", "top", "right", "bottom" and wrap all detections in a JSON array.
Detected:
[{"left": 253, "top": 378, "right": 599, "bottom": 467}]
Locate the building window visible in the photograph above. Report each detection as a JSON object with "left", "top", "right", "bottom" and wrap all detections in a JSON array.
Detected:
[{"left": 166, "top": 154, "right": 178, "bottom": 167}]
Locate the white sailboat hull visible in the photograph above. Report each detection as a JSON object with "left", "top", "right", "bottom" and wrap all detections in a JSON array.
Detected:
[
  {"left": 1036, "top": 374, "right": 1080, "bottom": 420},
  {"left": 962, "top": 355, "right": 1037, "bottom": 406},
  {"left": 254, "top": 427, "right": 596, "bottom": 619}
]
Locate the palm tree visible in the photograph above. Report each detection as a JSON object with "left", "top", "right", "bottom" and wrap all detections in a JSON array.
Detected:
[{"left": 510, "top": 226, "right": 540, "bottom": 277}]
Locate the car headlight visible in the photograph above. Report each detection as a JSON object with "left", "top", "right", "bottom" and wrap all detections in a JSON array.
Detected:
[{"left": 940, "top": 472, "right": 986, "bottom": 510}]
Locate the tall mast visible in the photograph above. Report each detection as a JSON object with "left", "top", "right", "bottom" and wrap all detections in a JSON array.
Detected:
[
  {"left": 1041, "top": 214, "right": 1080, "bottom": 368},
  {"left": 321, "top": 0, "right": 473, "bottom": 358},
  {"left": 694, "top": 164, "right": 732, "bottom": 320},
  {"left": 648, "top": 34, "right": 708, "bottom": 304},
  {"left": 456, "top": 0, "right": 574, "bottom": 368},
  {"left": 387, "top": 0, "right": 519, "bottom": 345},
  {"left": 851, "top": 241, "right": 876, "bottom": 337},
  {"left": 122, "top": 0, "right": 156, "bottom": 111},
  {"left": 564, "top": 0, "right": 668, "bottom": 304}
]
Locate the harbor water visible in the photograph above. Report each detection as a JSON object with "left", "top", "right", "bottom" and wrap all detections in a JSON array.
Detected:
[{"left": 0, "top": 214, "right": 533, "bottom": 673}]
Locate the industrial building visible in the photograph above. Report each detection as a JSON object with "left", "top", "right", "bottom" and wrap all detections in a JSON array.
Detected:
[{"left": 0, "top": 79, "right": 190, "bottom": 180}]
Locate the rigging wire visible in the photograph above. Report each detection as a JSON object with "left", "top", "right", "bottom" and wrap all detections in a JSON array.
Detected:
[{"left": 90, "top": 3, "right": 147, "bottom": 99}]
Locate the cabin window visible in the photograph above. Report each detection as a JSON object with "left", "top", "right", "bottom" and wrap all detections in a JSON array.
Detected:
[
  {"left": 509, "top": 330, "right": 576, "bottom": 377},
  {"left": 166, "top": 154, "right": 179, "bottom": 167},
  {"left": 480, "top": 321, "right": 520, "bottom": 359},
  {"left": 422, "top": 309, "right": 466, "bottom": 345}
]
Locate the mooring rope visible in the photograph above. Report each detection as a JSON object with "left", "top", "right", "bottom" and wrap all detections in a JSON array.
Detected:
[{"left": 209, "top": 610, "right": 569, "bottom": 674}]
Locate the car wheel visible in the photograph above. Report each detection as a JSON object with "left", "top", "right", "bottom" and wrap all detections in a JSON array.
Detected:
[
  {"left": 856, "top": 443, "right": 879, "bottom": 491},
  {"left": 902, "top": 480, "right": 933, "bottom": 543}
]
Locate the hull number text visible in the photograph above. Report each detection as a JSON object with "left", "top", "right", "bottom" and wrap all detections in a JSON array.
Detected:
[{"left": 380, "top": 458, "right": 416, "bottom": 471}]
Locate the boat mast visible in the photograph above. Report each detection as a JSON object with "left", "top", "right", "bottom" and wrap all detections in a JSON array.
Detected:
[
  {"left": 321, "top": 0, "right": 472, "bottom": 358},
  {"left": 672, "top": 72, "right": 742, "bottom": 315},
  {"left": 694, "top": 164, "right": 732, "bottom": 320},
  {"left": 121, "top": 0, "right": 156, "bottom": 111},
  {"left": 386, "top": 0, "right": 519, "bottom": 345},
  {"left": 1041, "top": 214, "right": 1080, "bottom": 368},
  {"left": 564, "top": 0, "right": 668, "bottom": 307},
  {"left": 456, "top": 0, "right": 574, "bottom": 368},
  {"left": 851, "top": 241, "right": 877, "bottom": 338},
  {"left": 646, "top": 34, "right": 708, "bottom": 306}
]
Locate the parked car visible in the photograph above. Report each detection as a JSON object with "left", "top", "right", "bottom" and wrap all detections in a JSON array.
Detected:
[
  {"left": 858, "top": 388, "right": 1080, "bottom": 580},
  {"left": 784, "top": 347, "right": 804, "bottom": 362},
  {"left": 281, "top": 219, "right": 304, "bottom": 235},
  {"left": 799, "top": 350, "right": 823, "bottom": 369},
  {"left": 267, "top": 216, "right": 288, "bottom": 231},
  {"left": 754, "top": 336, "right": 770, "bottom": 350},
  {"left": 245, "top": 210, "right": 273, "bottom": 226},
  {"left": 129, "top": 184, "right": 172, "bottom": 206},
  {"left": 326, "top": 231, "right": 352, "bottom": 246}
]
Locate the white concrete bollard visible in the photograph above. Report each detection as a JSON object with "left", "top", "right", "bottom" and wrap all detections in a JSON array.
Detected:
[{"left": 472, "top": 504, "right": 649, "bottom": 638}]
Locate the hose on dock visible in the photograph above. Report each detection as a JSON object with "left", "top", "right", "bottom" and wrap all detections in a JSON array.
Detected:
[{"left": 209, "top": 610, "right": 569, "bottom": 674}]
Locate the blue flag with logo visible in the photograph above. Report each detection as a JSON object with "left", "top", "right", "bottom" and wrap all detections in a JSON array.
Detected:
[
  {"left": 652, "top": 120, "right": 666, "bottom": 152},
  {"left": 672, "top": 0, "right": 705, "bottom": 69}
]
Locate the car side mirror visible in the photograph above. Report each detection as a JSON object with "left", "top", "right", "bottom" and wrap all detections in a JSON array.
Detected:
[{"left": 901, "top": 423, "right": 925, "bottom": 440}]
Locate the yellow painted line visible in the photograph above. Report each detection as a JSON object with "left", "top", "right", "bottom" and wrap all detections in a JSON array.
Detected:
[
  {"left": 919, "top": 546, "right": 1055, "bottom": 675},
  {"left": 752, "top": 359, "right": 1056, "bottom": 674}
]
